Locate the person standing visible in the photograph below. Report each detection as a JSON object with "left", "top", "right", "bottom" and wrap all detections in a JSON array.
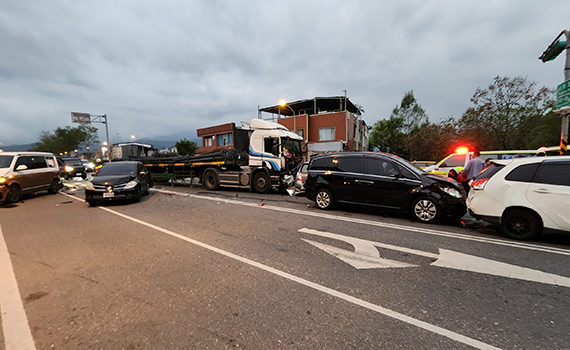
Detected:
[{"left": 460, "top": 150, "right": 486, "bottom": 192}]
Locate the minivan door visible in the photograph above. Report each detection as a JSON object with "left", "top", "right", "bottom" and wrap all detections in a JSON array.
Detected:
[
  {"left": 364, "top": 156, "right": 420, "bottom": 210},
  {"left": 330, "top": 155, "right": 365, "bottom": 204}
]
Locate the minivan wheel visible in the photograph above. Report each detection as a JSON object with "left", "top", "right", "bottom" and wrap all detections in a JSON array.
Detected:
[
  {"left": 501, "top": 209, "right": 541, "bottom": 240},
  {"left": 315, "top": 188, "right": 333, "bottom": 210},
  {"left": 47, "top": 179, "right": 60, "bottom": 194},
  {"left": 6, "top": 185, "right": 22, "bottom": 203},
  {"left": 411, "top": 196, "right": 441, "bottom": 224}
]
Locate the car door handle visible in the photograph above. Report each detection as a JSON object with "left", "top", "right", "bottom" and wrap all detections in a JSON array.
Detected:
[
  {"left": 355, "top": 179, "right": 374, "bottom": 185},
  {"left": 533, "top": 188, "right": 551, "bottom": 194}
]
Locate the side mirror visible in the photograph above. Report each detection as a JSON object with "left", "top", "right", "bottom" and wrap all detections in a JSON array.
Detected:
[
  {"left": 16, "top": 165, "right": 28, "bottom": 171},
  {"left": 271, "top": 144, "right": 280, "bottom": 156}
]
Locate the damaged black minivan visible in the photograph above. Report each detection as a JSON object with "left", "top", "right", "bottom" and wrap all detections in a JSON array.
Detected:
[{"left": 304, "top": 152, "right": 467, "bottom": 224}]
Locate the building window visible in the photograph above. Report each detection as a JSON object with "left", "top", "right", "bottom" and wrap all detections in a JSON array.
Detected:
[
  {"left": 217, "top": 133, "right": 233, "bottom": 146},
  {"left": 318, "top": 127, "right": 335, "bottom": 141},
  {"left": 297, "top": 128, "right": 304, "bottom": 138},
  {"left": 204, "top": 137, "right": 213, "bottom": 147}
]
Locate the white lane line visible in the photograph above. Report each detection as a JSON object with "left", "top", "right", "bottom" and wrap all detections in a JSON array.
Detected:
[
  {"left": 61, "top": 193, "right": 500, "bottom": 349},
  {"left": 0, "top": 224, "right": 37, "bottom": 350},
  {"left": 154, "top": 189, "right": 570, "bottom": 257}
]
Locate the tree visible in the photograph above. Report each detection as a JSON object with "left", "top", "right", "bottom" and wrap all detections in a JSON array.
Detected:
[
  {"left": 175, "top": 138, "right": 198, "bottom": 156},
  {"left": 457, "top": 76, "right": 555, "bottom": 150},
  {"left": 29, "top": 125, "right": 99, "bottom": 154},
  {"left": 369, "top": 91, "right": 429, "bottom": 159},
  {"left": 368, "top": 116, "right": 406, "bottom": 155},
  {"left": 391, "top": 91, "right": 429, "bottom": 134},
  {"left": 404, "top": 119, "right": 458, "bottom": 161}
]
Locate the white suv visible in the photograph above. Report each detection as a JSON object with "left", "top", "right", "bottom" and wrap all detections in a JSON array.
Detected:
[{"left": 466, "top": 156, "right": 570, "bottom": 240}]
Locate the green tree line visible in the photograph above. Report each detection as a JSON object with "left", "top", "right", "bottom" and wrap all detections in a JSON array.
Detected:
[{"left": 369, "top": 76, "right": 559, "bottom": 161}]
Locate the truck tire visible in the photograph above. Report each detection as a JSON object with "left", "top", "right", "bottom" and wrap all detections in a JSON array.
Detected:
[
  {"left": 252, "top": 171, "right": 270, "bottom": 194},
  {"left": 203, "top": 170, "right": 220, "bottom": 191}
]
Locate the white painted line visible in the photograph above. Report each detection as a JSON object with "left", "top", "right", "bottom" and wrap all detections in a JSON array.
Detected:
[
  {"left": 0, "top": 224, "right": 37, "bottom": 350},
  {"left": 155, "top": 188, "right": 570, "bottom": 257},
  {"left": 302, "top": 239, "right": 418, "bottom": 269},
  {"left": 61, "top": 193, "right": 500, "bottom": 349},
  {"left": 301, "top": 227, "right": 570, "bottom": 287}
]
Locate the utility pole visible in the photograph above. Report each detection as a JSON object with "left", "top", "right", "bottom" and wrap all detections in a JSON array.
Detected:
[{"left": 539, "top": 29, "right": 570, "bottom": 155}]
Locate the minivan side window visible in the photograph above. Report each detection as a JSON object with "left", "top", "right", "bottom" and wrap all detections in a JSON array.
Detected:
[
  {"left": 441, "top": 154, "right": 466, "bottom": 168},
  {"left": 310, "top": 157, "right": 335, "bottom": 171},
  {"left": 336, "top": 157, "right": 362, "bottom": 173},
  {"left": 14, "top": 156, "right": 31, "bottom": 170},
  {"left": 505, "top": 163, "right": 539, "bottom": 182},
  {"left": 365, "top": 158, "right": 398, "bottom": 176},
  {"left": 532, "top": 163, "right": 570, "bottom": 186},
  {"left": 30, "top": 156, "right": 47, "bottom": 169}
]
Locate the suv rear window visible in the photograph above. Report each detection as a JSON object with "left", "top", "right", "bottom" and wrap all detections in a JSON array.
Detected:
[{"left": 473, "top": 163, "right": 504, "bottom": 181}]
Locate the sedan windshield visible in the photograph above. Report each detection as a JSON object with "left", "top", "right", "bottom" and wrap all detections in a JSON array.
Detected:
[
  {"left": 97, "top": 163, "right": 137, "bottom": 176},
  {"left": 0, "top": 156, "right": 14, "bottom": 169}
]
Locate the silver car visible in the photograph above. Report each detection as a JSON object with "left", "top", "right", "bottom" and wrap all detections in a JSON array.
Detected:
[{"left": 294, "top": 162, "right": 309, "bottom": 192}]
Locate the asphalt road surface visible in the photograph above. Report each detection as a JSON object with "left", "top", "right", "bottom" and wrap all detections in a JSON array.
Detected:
[{"left": 1, "top": 180, "right": 570, "bottom": 349}]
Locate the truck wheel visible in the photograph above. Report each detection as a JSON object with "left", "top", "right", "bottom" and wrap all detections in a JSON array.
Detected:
[
  {"left": 203, "top": 170, "right": 220, "bottom": 191},
  {"left": 252, "top": 172, "right": 270, "bottom": 194}
]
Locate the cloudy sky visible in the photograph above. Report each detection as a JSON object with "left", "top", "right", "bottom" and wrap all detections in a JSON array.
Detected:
[{"left": 1, "top": 1, "right": 569, "bottom": 147}]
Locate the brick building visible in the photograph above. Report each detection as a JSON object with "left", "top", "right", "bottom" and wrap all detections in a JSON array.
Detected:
[
  {"left": 259, "top": 96, "right": 369, "bottom": 160},
  {"left": 196, "top": 122, "right": 251, "bottom": 154}
]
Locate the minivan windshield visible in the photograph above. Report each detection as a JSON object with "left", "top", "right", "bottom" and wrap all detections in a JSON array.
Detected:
[{"left": 0, "top": 156, "right": 14, "bottom": 169}]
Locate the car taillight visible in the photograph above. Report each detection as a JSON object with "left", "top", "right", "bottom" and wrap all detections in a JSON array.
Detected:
[
  {"left": 296, "top": 173, "right": 303, "bottom": 181},
  {"left": 471, "top": 178, "right": 489, "bottom": 190}
]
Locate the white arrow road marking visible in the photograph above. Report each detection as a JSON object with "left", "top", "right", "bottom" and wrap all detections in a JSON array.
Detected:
[
  {"left": 300, "top": 228, "right": 570, "bottom": 288},
  {"left": 432, "top": 249, "right": 570, "bottom": 288},
  {"left": 302, "top": 239, "right": 418, "bottom": 269}
]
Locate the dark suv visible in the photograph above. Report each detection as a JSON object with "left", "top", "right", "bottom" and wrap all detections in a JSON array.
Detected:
[
  {"left": 304, "top": 152, "right": 467, "bottom": 223},
  {"left": 57, "top": 157, "right": 87, "bottom": 179}
]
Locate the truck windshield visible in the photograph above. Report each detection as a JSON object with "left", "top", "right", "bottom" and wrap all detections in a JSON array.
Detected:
[{"left": 281, "top": 138, "right": 302, "bottom": 158}]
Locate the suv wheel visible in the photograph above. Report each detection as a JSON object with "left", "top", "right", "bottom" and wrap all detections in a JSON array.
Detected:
[
  {"left": 6, "top": 185, "right": 22, "bottom": 203},
  {"left": 315, "top": 188, "right": 333, "bottom": 210},
  {"left": 411, "top": 196, "right": 441, "bottom": 223},
  {"left": 501, "top": 209, "right": 541, "bottom": 240},
  {"left": 47, "top": 179, "right": 60, "bottom": 194}
]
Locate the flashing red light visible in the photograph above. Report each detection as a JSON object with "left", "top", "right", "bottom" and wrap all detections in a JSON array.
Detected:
[{"left": 455, "top": 146, "right": 470, "bottom": 154}]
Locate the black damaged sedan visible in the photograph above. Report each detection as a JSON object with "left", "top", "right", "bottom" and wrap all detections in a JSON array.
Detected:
[{"left": 85, "top": 161, "right": 152, "bottom": 206}]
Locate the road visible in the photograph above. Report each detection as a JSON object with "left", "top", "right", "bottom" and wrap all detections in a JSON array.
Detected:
[{"left": 1, "top": 179, "right": 570, "bottom": 349}]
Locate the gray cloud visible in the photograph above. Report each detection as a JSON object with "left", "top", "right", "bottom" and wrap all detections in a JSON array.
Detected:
[{"left": 0, "top": 0, "right": 568, "bottom": 147}]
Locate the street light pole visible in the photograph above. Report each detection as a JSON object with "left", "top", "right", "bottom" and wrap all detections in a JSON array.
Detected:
[
  {"left": 279, "top": 100, "right": 296, "bottom": 135},
  {"left": 540, "top": 29, "right": 570, "bottom": 155}
]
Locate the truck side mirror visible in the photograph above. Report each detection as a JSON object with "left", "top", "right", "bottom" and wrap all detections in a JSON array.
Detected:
[{"left": 271, "top": 144, "right": 279, "bottom": 156}]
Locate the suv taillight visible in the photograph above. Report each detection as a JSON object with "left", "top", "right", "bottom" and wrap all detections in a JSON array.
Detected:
[{"left": 471, "top": 178, "right": 489, "bottom": 190}]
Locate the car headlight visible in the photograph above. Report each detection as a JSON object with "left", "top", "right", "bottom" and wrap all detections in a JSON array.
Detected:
[
  {"left": 65, "top": 165, "right": 74, "bottom": 172},
  {"left": 124, "top": 180, "right": 138, "bottom": 189},
  {"left": 0, "top": 177, "right": 6, "bottom": 186},
  {"left": 85, "top": 182, "right": 94, "bottom": 190},
  {"left": 440, "top": 186, "right": 462, "bottom": 198}
]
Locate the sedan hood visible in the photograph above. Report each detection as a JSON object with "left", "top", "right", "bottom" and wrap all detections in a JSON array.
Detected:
[{"left": 91, "top": 175, "right": 134, "bottom": 186}]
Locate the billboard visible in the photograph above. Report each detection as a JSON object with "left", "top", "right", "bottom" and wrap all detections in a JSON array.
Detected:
[{"left": 71, "top": 112, "right": 91, "bottom": 124}]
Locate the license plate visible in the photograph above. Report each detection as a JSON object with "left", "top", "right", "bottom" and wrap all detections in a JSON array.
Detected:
[{"left": 103, "top": 192, "right": 114, "bottom": 198}]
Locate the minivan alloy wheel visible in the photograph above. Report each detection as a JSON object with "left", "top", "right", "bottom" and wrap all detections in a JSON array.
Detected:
[
  {"left": 411, "top": 196, "right": 441, "bottom": 223},
  {"left": 315, "top": 188, "right": 333, "bottom": 210}
]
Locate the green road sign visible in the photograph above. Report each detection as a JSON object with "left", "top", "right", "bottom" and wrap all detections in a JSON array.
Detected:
[{"left": 557, "top": 81, "right": 570, "bottom": 109}]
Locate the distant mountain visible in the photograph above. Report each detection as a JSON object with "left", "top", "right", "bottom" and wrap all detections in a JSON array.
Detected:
[{"left": 1, "top": 143, "right": 36, "bottom": 152}]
